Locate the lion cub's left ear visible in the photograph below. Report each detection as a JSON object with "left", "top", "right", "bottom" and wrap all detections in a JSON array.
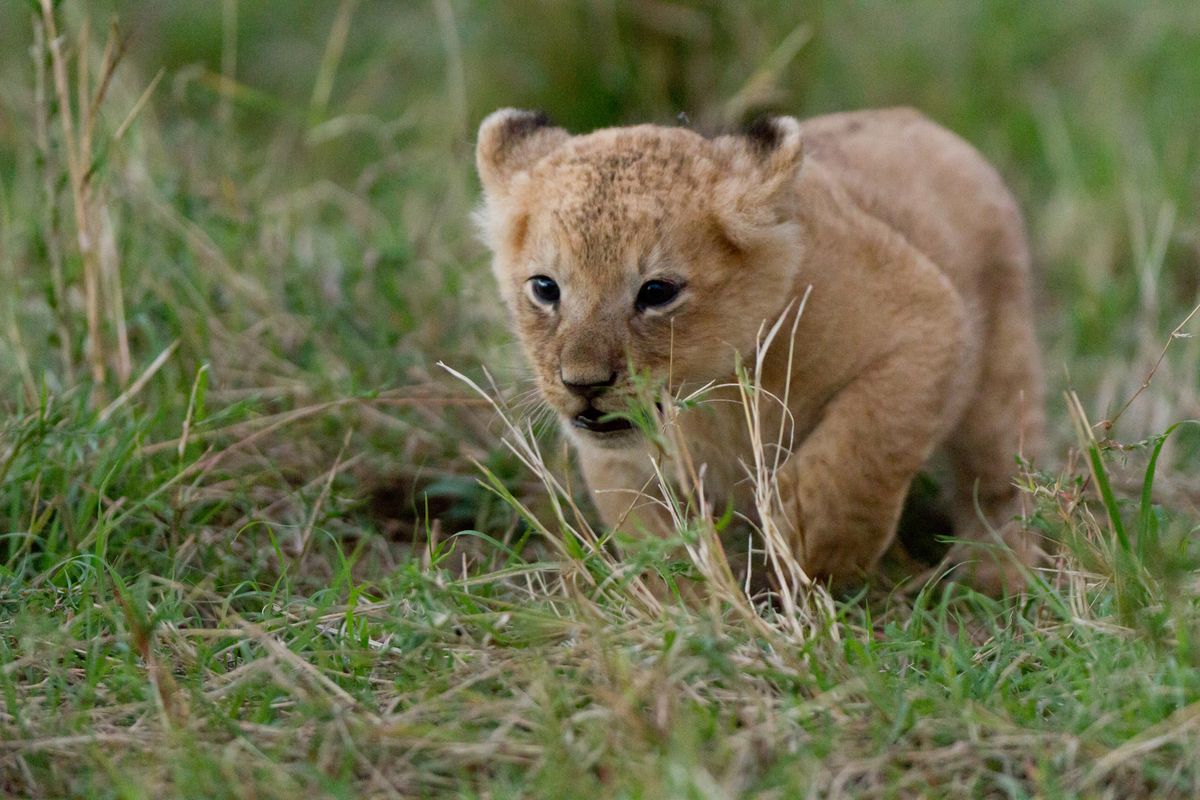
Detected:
[
  {"left": 711, "top": 115, "right": 805, "bottom": 247},
  {"left": 476, "top": 109, "right": 569, "bottom": 200}
]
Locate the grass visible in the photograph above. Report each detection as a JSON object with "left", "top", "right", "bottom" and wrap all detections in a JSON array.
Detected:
[{"left": 1, "top": 0, "right": 1199, "bottom": 797}]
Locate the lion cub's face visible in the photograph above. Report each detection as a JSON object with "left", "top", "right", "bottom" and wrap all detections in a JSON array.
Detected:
[{"left": 476, "top": 110, "right": 805, "bottom": 447}]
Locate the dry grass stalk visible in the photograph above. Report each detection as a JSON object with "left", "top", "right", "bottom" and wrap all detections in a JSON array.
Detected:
[
  {"left": 34, "top": 2, "right": 156, "bottom": 395},
  {"left": 30, "top": 15, "right": 74, "bottom": 383},
  {"left": 731, "top": 286, "right": 839, "bottom": 639}
]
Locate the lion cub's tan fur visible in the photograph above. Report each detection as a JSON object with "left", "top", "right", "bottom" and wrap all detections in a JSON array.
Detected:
[{"left": 476, "top": 107, "right": 1044, "bottom": 594}]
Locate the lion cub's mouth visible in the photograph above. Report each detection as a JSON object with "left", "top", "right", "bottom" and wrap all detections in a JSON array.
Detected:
[
  {"left": 570, "top": 400, "right": 666, "bottom": 439},
  {"left": 570, "top": 405, "right": 634, "bottom": 435}
]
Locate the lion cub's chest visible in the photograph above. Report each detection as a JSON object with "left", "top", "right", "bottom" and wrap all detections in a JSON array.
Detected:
[{"left": 667, "top": 382, "right": 824, "bottom": 518}]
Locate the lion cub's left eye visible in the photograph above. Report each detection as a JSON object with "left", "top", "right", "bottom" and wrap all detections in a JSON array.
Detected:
[
  {"left": 527, "top": 275, "right": 560, "bottom": 306},
  {"left": 635, "top": 279, "right": 682, "bottom": 311}
]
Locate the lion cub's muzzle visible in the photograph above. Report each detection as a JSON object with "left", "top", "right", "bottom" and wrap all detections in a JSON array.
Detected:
[
  {"left": 559, "top": 370, "right": 638, "bottom": 438},
  {"left": 571, "top": 404, "right": 635, "bottom": 435}
]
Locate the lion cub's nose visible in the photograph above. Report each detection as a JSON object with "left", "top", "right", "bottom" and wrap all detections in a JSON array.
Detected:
[{"left": 561, "top": 370, "right": 617, "bottom": 400}]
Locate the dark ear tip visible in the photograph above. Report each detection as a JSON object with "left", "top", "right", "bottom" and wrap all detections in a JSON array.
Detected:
[
  {"left": 743, "top": 115, "right": 784, "bottom": 154},
  {"left": 479, "top": 108, "right": 554, "bottom": 141},
  {"left": 506, "top": 109, "right": 554, "bottom": 136},
  {"left": 476, "top": 109, "right": 568, "bottom": 193},
  {"left": 477, "top": 109, "right": 557, "bottom": 168}
]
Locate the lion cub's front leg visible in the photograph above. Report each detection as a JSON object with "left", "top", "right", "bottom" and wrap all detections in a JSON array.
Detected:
[
  {"left": 773, "top": 284, "right": 966, "bottom": 588},
  {"left": 576, "top": 444, "right": 674, "bottom": 541},
  {"left": 576, "top": 443, "right": 717, "bottom": 603}
]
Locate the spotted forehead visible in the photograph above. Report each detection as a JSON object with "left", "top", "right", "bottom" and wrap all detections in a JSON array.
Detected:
[{"left": 533, "top": 135, "right": 710, "bottom": 268}]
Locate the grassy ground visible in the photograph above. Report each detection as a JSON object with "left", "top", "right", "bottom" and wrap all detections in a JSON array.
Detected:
[{"left": 1, "top": 1, "right": 1199, "bottom": 797}]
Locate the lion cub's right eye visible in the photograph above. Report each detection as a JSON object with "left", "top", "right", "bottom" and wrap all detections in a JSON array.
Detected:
[{"left": 527, "top": 275, "right": 560, "bottom": 306}]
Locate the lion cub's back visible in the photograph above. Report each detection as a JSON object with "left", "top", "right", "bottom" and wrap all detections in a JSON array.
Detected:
[{"left": 799, "top": 108, "right": 1030, "bottom": 294}]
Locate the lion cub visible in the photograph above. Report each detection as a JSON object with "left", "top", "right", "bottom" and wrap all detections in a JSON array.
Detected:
[{"left": 475, "top": 107, "right": 1044, "bottom": 594}]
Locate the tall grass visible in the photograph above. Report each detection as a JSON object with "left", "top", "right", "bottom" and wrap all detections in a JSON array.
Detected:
[{"left": 0, "top": 1, "right": 1198, "bottom": 796}]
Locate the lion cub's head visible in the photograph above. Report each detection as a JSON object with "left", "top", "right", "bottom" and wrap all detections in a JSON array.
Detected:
[{"left": 475, "top": 109, "right": 805, "bottom": 446}]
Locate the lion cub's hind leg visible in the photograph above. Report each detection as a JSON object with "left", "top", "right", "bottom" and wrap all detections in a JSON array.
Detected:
[{"left": 943, "top": 254, "right": 1046, "bottom": 595}]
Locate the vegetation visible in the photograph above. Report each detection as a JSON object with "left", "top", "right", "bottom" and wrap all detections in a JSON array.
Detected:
[{"left": 0, "top": 1, "right": 1198, "bottom": 796}]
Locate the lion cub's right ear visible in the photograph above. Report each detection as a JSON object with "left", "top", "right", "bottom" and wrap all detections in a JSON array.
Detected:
[
  {"left": 476, "top": 109, "right": 568, "bottom": 199},
  {"left": 710, "top": 115, "right": 806, "bottom": 248}
]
